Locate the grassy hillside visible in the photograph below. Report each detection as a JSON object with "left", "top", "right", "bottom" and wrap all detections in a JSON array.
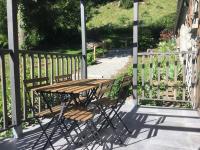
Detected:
[{"left": 87, "top": 0, "right": 177, "bottom": 50}]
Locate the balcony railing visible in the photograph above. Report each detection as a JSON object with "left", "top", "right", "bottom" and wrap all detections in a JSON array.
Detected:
[
  {"left": 0, "top": 49, "right": 199, "bottom": 133},
  {"left": 138, "top": 50, "right": 198, "bottom": 106},
  {"left": 0, "top": 49, "right": 81, "bottom": 132}
]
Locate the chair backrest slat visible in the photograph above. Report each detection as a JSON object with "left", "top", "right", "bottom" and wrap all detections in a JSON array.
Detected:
[
  {"left": 26, "top": 83, "right": 50, "bottom": 91},
  {"left": 97, "top": 80, "right": 115, "bottom": 99},
  {"left": 24, "top": 77, "right": 48, "bottom": 84},
  {"left": 24, "top": 77, "right": 49, "bottom": 91},
  {"left": 54, "top": 74, "right": 72, "bottom": 83},
  {"left": 23, "top": 77, "right": 50, "bottom": 118},
  {"left": 118, "top": 75, "right": 132, "bottom": 100}
]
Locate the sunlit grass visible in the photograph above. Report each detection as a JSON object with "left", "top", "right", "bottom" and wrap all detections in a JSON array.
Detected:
[{"left": 87, "top": 0, "right": 177, "bottom": 28}]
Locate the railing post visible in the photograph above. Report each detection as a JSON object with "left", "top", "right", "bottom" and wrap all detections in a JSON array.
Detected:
[
  {"left": 80, "top": 0, "right": 87, "bottom": 79},
  {"left": 6, "top": 0, "right": 22, "bottom": 137},
  {"left": 133, "top": 0, "right": 139, "bottom": 105}
]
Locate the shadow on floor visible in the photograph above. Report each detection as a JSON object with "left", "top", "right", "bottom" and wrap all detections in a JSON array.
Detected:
[{"left": 1, "top": 105, "right": 200, "bottom": 150}]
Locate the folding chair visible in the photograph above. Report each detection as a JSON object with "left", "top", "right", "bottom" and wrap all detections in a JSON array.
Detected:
[
  {"left": 61, "top": 106, "right": 109, "bottom": 150},
  {"left": 82, "top": 79, "right": 125, "bottom": 144},
  {"left": 24, "top": 77, "right": 74, "bottom": 150},
  {"left": 54, "top": 74, "right": 72, "bottom": 83},
  {"left": 95, "top": 75, "right": 132, "bottom": 143}
]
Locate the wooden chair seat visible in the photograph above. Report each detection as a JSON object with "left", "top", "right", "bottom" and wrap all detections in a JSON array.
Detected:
[
  {"left": 36, "top": 105, "right": 61, "bottom": 117},
  {"left": 63, "top": 107, "right": 94, "bottom": 122}
]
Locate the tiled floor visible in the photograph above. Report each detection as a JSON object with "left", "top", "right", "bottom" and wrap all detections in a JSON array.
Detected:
[{"left": 1, "top": 99, "right": 200, "bottom": 150}]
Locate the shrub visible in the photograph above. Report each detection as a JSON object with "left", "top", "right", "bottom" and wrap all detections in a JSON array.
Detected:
[
  {"left": 87, "top": 53, "right": 95, "bottom": 65},
  {"left": 118, "top": 15, "right": 129, "bottom": 25},
  {"left": 0, "top": 34, "right": 8, "bottom": 48},
  {"left": 23, "top": 30, "right": 44, "bottom": 49},
  {"left": 119, "top": 0, "right": 133, "bottom": 8},
  {"left": 155, "top": 13, "right": 176, "bottom": 30},
  {"left": 139, "top": 29, "right": 155, "bottom": 51},
  {"left": 157, "top": 39, "right": 176, "bottom": 52},
  {"left": 0, "top": 0, "right": 7, "bottom": 35}
]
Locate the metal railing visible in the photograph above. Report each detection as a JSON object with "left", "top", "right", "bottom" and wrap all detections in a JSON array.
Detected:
[
  {"left": 137, "top": 50, "right": 198, "bottom": 106},
  {"left": 0, "top": 49, "right": 81, "bottom": 132},
  {"left": 0, "top": 49, "right": 14, "bottom": 132},
  {"left": 0, "top": 48, "right": 199, "bottom": 132}
]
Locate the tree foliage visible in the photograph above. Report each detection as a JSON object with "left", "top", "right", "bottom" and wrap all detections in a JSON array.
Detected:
[
  {"left": 0, "top": 0, "right": 7, "bottom": 35},
  {"left": 20, "top": 0, "right": 81, "bottom": 48},
  {"left": 0, "top": 0, "right": 8, "bottom": 48}
]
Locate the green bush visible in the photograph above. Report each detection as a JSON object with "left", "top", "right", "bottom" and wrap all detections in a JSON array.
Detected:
[
  {"left": 157, "top": 39, "right": 176, "bottom": 52},
  {"left": 23, "top": 30, "right": 44, "bottom": 49},
  {"left": 155, "top": 13, "right": 176, "bottom": 30},
  {"left": 87, "top": 48, "right": 107, "bottom": 65},
  {"left": 118, "top": 15, "right": 129, "bottom": 25},
  {"left": 0, "top": 0, "right": 7, "bottom": 35},
  {"left": 110, "top": 65, "right": 133, "bottom": 98},
  {"left": 0, "top": 0, "right": 7, "bottom": 48},
  {"left": 87, "top": 53, "right": 95, "bottom": 65},
  {"left": 20, "top": 0, "right": 81, "bottom": 49},
  {"left": 139, "top": 29, "right": 155, "bottom": 51},
  {"left": 120, "top": 0, "right": 133, "bottom": 8},
  {"left": 0, "top": 34, "right": 8, "bottom": 48}
]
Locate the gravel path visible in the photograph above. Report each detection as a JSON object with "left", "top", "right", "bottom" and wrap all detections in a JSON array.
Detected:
[{"left": 87, "top": 49, "right": 132, "bottom": 79}]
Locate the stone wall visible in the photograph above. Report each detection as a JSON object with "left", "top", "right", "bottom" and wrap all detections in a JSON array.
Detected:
[
  {"left": 176, "top": 0, "right": 199, "bottom": 107},
  {"left": 196, "top": 0, "right": 200, "bottom": 110}
]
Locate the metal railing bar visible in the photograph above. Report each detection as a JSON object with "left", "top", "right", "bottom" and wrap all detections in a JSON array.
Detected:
[
  {"left": 0, "top": 49, "right": 13, "bottom": 54},
  {"left": 19, "top": 50, "right": 81, "bottom": 57},
  {"left": 138, "top": 51, "right": 197, "bottom": 55},
  {"left": 22, "top": 54, "right": 27, "bottom": 120},
  {"left": 139, "top": 98, "right": 191, "bottom": 103}
]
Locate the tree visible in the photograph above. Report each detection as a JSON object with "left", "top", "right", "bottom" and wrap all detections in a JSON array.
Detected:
[
  {"left": 20, "top": 0, "right": 81, "bottom": 49},
  {"left": 0, "top": 0, "right": 8, "bottom": 48}
]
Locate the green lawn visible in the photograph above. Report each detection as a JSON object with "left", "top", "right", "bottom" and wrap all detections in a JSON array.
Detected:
[
  {"left": 88, "top": 0, "right": 177, "bottom": 28},
  {"left": 86, "top": 0, "right": 177, "bottom": 49},
  {"left": 52, "top": 0, "right": 177, "bottom": 52}
]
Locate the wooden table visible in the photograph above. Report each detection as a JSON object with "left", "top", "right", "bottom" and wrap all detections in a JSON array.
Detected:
[{"left": 32, "top": 79, "right": 113, "bottom": 109}]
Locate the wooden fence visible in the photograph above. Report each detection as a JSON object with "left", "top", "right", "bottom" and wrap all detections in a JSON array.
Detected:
[{"left": 0, "top": 49, "right": 81, "bottom": 132}]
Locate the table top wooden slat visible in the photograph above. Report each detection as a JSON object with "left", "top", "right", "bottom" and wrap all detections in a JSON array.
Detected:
[
  {"left": 32, "top": 79, "right": 113, "bottom": 94},
  {"left": 32, "top": 79, "right": 91, "bottom": 91}
]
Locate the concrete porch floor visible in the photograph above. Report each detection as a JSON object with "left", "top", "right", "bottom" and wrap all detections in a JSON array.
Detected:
[{"left": 1, "top": 99, "right": 200, "bottom": 150}]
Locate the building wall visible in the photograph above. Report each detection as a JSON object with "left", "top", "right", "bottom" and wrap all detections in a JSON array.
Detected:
[
  {"left": 177, "top": 0, "right": 199, "bottom": 52},
  {"left": 196, "top": 0, "right": 200, "bottom": 110},
  {"left": 176, "top": 0, "right": 199, "bottom": 108}
]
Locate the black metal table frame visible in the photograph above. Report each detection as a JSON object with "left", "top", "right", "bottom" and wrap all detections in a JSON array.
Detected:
[
  {"left": 34, "top": 86, "right": 99, "bottom": 149},
  {"left": 31, "top": 91, "right": 74, "bottom": 150}
]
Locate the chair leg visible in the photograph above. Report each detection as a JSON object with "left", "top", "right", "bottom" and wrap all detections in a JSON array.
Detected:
[
  {"left": 42, "top": 119, "right": 61, "bottom": 149},
  {"left": 98, "top": 106, "right": 123, "bottom": 144},
  {"left": 32, "top": 117, "right": 55, "bottom": 149},
  {"left": 58, "top": 123, "right": 74, "bottom": 147},
  {"left": 89, "top": 120, "right": 110, "bottom": 150},
  {"left": 61, "top": 119, "right": 77, "bottom": 145},
  {"left": 35, "top": 118, "right": 55, "bottom": 150},
  {"left": 74, "top": 121, "right": 90, "bottom": 150},
  {"left": 98, "top": 108, "right": 114, "bottom": 132},
  {"left": 113, "top": 109, "right": 132, "bottom": 134}
]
